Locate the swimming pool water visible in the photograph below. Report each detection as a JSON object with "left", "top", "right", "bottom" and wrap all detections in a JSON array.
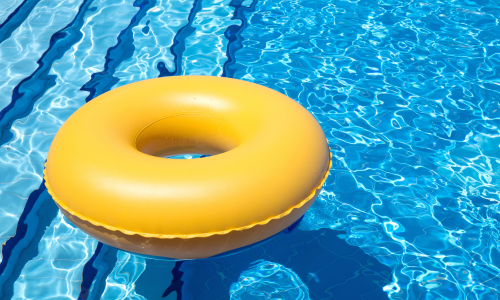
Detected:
[{"left": 0, "top": 0, "right": 499, "bottom": 299}]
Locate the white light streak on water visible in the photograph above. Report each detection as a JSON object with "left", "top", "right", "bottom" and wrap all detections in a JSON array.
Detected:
[
  {"left": 113, "top": 0, "right": 193, "bottom": 89},
  {"left": 0, "top": 1, "right": 25, "bottom": 24},
  {"left": 100, "top": 251, "right": 147, "bottom": 300},
  {"left": 182, "top": 0, "right": 239, "bottom": 76}
]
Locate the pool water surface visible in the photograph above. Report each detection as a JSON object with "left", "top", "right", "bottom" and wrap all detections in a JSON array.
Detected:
[{"left": 0, "top": 0, "right": 500, "bottom": 299}]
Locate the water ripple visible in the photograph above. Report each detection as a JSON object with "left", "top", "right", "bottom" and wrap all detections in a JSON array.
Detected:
[
  {"left": 230, "top": 260, "right": 310, "bottom": 299},
  {"left": 157, "top": 0, "right": 204, "bottom": 76},
  {"left": 112, "top": 0, "right": 194, "bottom": 89},
  {"left": 0, "top": 0, "right": 85, "bottom": 252},
  {"left": 0, "top": 1, "right": 25, "bottom": 24},
  {"left": 99, "top": 251, "right": 147, "bottom": 299},
  {"left": 229, "top": 0, "right": 500, "bottom": 298},
  {"left": 181, "top": 0, "right": 240, "bottom": 76},
  {"left": 0, "top": 0, "right": 41, "bottom": 46},
  {"left": 12, "top": 212, "right": 97, "bottom": 299},
  {"left": 80, "top": 0, "right": 157, "bottom": 101},
  {"left": 0, "top": 0, "right": 141, "bottom": 297},
  {"left": 0, "top": 0, "right": 499, "bottom": 298},
  {"left": 0, "top": 0, "right": 82, "bottom": 112}
]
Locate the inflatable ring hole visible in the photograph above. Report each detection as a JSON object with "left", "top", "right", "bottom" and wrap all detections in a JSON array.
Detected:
[
  {"left": 165, "top": 154, "right": 212, "bottom": 159},
  {"left": 135, "top": 113, "right": 241, "bottom": 159}
]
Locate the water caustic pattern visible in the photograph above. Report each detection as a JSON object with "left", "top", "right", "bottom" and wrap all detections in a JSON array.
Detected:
[
  {"left": 232, "top": 0, "right": 500, "bottom": 299},
  {"left": 0, "top": 1, "right": 25, "bottom": 25},
  {"left": 0, "top": 0, "right": 499, "bottom": 298},
  {"left": 230, "top": 260, "right": 310, "bottom": 299}
]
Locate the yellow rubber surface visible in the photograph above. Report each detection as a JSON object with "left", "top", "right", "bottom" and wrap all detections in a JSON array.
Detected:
[{"left": 44, "top": 76, "right": 331, "bottom": 258}]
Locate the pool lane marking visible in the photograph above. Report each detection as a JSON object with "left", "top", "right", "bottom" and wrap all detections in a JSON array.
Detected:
[
  {"left": 157, "top": 0, "right": 204, "bottom": 77},
  {"left": 0, "top": 180, "right": 59, "bottom": 299},
  {"left": 221, "top": 0, "right": 258, "bottom": 78},
  {"left": 77, "top": 0, "right": 159, "bottom": 297},
  {"left": 0, "top": 1, "right": 95, "bottom": 294},
  {"left": 77, "top": 243, "right": 119, "bottom": 300},
  {"left": 0, "top": 0, "right": 40, "bottom": 45},
  {"left": 0, "top": 0, "right": 92, "bottom": 147},
  {"left": 80, "top": 0, "right": 159, "bottom": 102}
]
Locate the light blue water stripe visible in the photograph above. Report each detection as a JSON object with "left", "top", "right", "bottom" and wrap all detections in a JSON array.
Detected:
[
  {"left": 2, "top": 0, "right": 138, "bottom": 294},
  {"left": 181, "top": 0, "right": 239, "bottom": 76},
  {"left": 0, "top": 0, "right": 42, "bottom": 46},
  {"left": 99, "top": 251, "right": 147, "bottom": 300},
  {"left": 12, "top": 212, "right": 98, "bottom": 300},
  {"left": 0, "top": 0, "right": 25, "bottom": 24},
  {"left": 95, "top": 0, "right": 242, "bottom": 294},
  {"left": 80, "top": 0, "right": 158, "bottom": 101},
  {"left": 0, "top": 0, "right": 138, "bottom": 246},
  {"left": 112, "top": 0, "right": 193, "bottom": 89},
  {"left": 0, "top": 183, "right": 56, "bottom": 299},
  {"left": 82, "top": 245, "right": 118, "bottom": 300},
  {"left": 0, "top": 0, "right": 85, "bottom": 259},
  {"left": 0, "top": 0, "right": 83, "bottom": 111},
  {"left": 8, "top": 1, "right": 165, "bottom": 298},
  {"left": 94, "top": 0, "right": 242, "bottom": 294}
]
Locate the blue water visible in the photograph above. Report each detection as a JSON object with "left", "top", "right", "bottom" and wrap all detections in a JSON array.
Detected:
[{"left": 0, "top": 0, "right": 499, "bottom": 298}]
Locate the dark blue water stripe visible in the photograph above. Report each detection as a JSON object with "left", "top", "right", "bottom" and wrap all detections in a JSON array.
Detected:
[
  {"left": 221, "top": 0, "right": 258, "bottom": 78},
  {"left": 77, "top": 242, "right": 118, "bottom": 300},
  {"left": 78, "top": 242, "right": 104, "bottom": 300},
  {"left": 0, "top": 0, "right": 94, "bottom": 147},
  {"left": 0, "top": 182, "right": 46, "bottom": 277},
  {"left": 81, "top": 0, "right": 157, "bottom": 102},
  {"left": 162, "top": 261, "right": 185, "bottom": 299},
  {"left": 84, "top": 246, "right": 118, "bottom": 300},
  {"left": 0, "top": 181, "right": 59, "bottom": 299},
  {"left": 75, "top": 1, "right": 158, "bottom": 297},
  {"left": 157, "top": 0, "right": 203, "bottom": 77},
  {"left": 0, "top": 0, "right": 40, "bottom": 45}
]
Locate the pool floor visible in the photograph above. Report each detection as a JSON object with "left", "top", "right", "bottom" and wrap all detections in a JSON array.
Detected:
[{"left": 1, "top": 0, "right": 500, "bottom": 299}]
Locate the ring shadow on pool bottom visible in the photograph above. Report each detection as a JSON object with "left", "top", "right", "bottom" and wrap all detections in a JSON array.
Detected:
[
  {"left": 0, "top": 184, "right": 391, "bottom": 300},
  {"left": 126, "top": 222, "right": 392, "bottom": 300}
]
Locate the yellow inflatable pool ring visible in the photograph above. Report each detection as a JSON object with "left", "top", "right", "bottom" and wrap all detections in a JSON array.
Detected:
[{"left": 44, "top": 76, "right": 331, "bottom": 259}]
